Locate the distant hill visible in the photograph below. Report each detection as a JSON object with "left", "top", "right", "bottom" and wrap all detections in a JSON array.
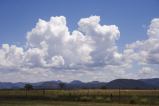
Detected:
[
  {"left": 106, "top": 79, "right": 156, "bottom": 89},
  {"left": 139, "top": 78, "right": 159, "bottom": 88},
  {"left": 0, "top": 82, "right": 25, "bottom": 89},
  {"left": 0, "top": 78, "right": 159, "bottom": 89},
  {"left": 66, "top": 80, "right": 106, "bottom": 89},
  {"left": 33, "top": 81, "right": 61, "bottom": 89}
]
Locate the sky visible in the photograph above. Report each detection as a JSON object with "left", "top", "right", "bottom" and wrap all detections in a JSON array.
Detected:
[{"left": 0, "top": 0, "right": 159, "bottom": 82}]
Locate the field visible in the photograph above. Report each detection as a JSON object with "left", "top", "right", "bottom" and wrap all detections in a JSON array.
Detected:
[
  {"left": 0, "top": 99, "right": 152, "bottom": 106},
  {"left": 0, "top": 89, "right": 159, "bottom": 106}
]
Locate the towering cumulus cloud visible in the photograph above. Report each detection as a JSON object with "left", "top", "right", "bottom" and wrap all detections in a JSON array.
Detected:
[
  {"left": 26, "top": 16, "right": 120, "bottom": 68},
  {"left": 78, "top": 16, "right": 121, "bottom": 66},
  {"left": 0, "top": 16, "right": 159, "bottom": 82},
  {"left": 26, "top": 16, "right": 93, "bottom": 67}
]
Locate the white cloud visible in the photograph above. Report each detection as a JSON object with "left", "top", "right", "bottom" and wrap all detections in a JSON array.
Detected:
[
  {"left": 25, "top": 16, "right": 121, "bottom": 68},
  {"left": 78, "top": 16, "right": 120, "bottom": 65},
  {"left": 125, "top": 18, "right": 159, "bottom": 65},
  {"left": 147, "top": 18, "right": 159, "bottom": 39},
  {"left": 0, "top": 44, "right": 24, "bottom": 67},
  {"left": 26, "top": 16, "right": 94, "bottom": 68},
  {"left": 0, "top": 16, "right": 159, "bottom": 82},
  {"left": 23, "top": 48, "right": 46, "bottom": 67},
  {"left": 50, "top": 55, "right": 65, "bottom": 67},
  {"left": 122, "top": 18, "right": 159, "bottom": 79},
  {"left": 139, "top": 67, "right": 154, "bottom": 75},
  {"left": 138, "top": 67, "right": 158, "bottom": 78}
]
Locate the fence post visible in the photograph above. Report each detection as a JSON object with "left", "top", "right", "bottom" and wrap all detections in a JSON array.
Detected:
[
  {"left": 25, "top": 89, "right": 27, "bottom": 97},
  {"left": 119, "top": 88, "right": 121, "bottom": 104},
  {"left": 110, "top": 93, "right": 113, "bottom": 102},
  {"left": 43, "top": 89, "right": 45, "bottom": 96},
  {"left": 87, "top": 89, "right": 89, "bottom": 96}
]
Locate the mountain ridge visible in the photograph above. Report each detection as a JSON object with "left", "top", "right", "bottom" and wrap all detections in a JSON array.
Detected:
[{"left": 0, "top": 78, "right": 159, "bottom": 89}]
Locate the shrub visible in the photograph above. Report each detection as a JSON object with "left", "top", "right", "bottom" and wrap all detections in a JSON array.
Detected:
[
  {"left": 129, "top": 99, "right": 136, "bottom": 104},
  {"left": 129, "top": 96, "right": 138, "bottom": 104},
  {"left": 105, "top": 97, "right": 111, "bottom": 102},
  {"left": 95, "top": 96, "right": 104, "bottom": 102},
  {"left": 80, "top": 96, "right": 92, "bottom": 101},
  {"left": 140, "top": 98, "right": 148, "bottom": 104}
]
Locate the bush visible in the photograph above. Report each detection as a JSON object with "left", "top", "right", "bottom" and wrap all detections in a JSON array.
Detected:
[
  {"left": 95, "top": 96, "right": 104, "bottom": 102},
  {"left": 140, "top": 98, "right": 148, "bottom": 104},
  {"left": 80, "top": 96, "right": 92, "bottom": 101},
  {"left": 129, "top": 96, "right": 138, "bottom": 104},
  {"left": 129, "top": 99, "right": 136, "bottom": 104},
  {"left": 105, "top": 97, "right": 111, "bottom": 102}
]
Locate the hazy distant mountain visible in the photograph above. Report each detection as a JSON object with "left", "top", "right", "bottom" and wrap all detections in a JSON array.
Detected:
[
  {"left": 106, "top": 79, "right": 156, "bottom": 89},
  {"left": 33, "top": 81, "right": 61, "bottom": 89},
  {"left": 86, "top": 81, "right": 106, "bottom": 88},
  {"left": 66, "top": 80, "right": 106, "bottom": 89},
  {"left": 0, "top": 78, "right": 159, "bottom": 89},
  {"left": 0, "top": 82, "right": 14, "bottom": 89},
  {"left": 66, "top": 80, "right": 85, "bottom": 89},
  {"left": 139, "top": 78, "right": 159, "bottom": 88},
  {"left": 0, "top": 82, "right": 25, "bottom": 89}
]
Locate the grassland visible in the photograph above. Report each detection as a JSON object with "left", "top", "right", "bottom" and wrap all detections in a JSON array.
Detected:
[
  {"left": 0, "top": 99, "right": 153, "bottom": 106},
  {"left": 0, "top": 89, "right": 159, "bottom": 106}
]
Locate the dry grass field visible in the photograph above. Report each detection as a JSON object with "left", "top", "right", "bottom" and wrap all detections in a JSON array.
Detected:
[
  {"left": 0, "top": 99, "right": 154, "bottom": 106},
  {"left": 0, "top": 89, "right": 159, "bottom": 105}
]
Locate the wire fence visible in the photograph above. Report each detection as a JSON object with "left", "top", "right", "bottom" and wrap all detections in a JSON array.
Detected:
[{"left": 0, "top": 89, "right": 159, "bottom": 105}]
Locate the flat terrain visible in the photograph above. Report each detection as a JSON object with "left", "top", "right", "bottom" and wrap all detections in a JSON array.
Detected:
[
  {"left": 0, "top": 89, "right": 158, "bottom": 105},
  {"left": 0, "top": 89, "right": 159, "bottom": 96},
  {"left": 0, "top": 99, "right": 154, "bottom": 106}
]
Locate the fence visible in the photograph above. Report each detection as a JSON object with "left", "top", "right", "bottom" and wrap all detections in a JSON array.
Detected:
[{"left": 0, "top": 89, "right": 158, "bottom": 105}]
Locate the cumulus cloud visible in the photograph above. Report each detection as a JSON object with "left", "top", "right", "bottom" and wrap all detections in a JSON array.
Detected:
[
  {"left": 125, "top": 18, "right": 159, "bottom": 65},
  {"left": 138, "top": 67, "right": 159, "bottom": 78},
  {"left": 0, "top": 44, "right": 24, "bottom": 67},
  {"left": 122, "top": 18, "right": 159, "bottom": 79},
  {"left": 139, "top": 67, "right": 155, "bottom": 75},
  {"left": 147, "top": 18, "right": 159, "bottom": 39},
  {"left": 78, "top": 16, "right": 121, "bottom": 65},
  {"left": 0, "top": 16, "right": 159, "bottom": 82},
  {"left": 26, "top": 16, "right": 94, "bottom": 68},
  {"left": 25, "top": 16, "right": 121, "bottom": 68}
]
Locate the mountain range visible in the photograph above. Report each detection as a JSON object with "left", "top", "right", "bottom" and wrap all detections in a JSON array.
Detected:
[{"left": 0, "top": 78, "right": 159, "bottom": 89}]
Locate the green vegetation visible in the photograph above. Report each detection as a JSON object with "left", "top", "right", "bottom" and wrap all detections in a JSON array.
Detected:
[
  {"left": 0, "top": 89, "right": 158, "bottom": 105},
  {"left": 0, "top": 99, "right": 154, "bottom": 106},
  {"left": 58, "top": 82, "right": 66, "bottom": 89},
  {"left": 24, "top": 84, "right": 33, "bottom": 90}
]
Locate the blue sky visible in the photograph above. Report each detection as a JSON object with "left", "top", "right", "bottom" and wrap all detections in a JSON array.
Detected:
[
  {"left": 0, "top": 0, "right": 159, "bottom": 47},
  {"left": 0, "top": 0, "right": 159, "bottom": 82}
]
